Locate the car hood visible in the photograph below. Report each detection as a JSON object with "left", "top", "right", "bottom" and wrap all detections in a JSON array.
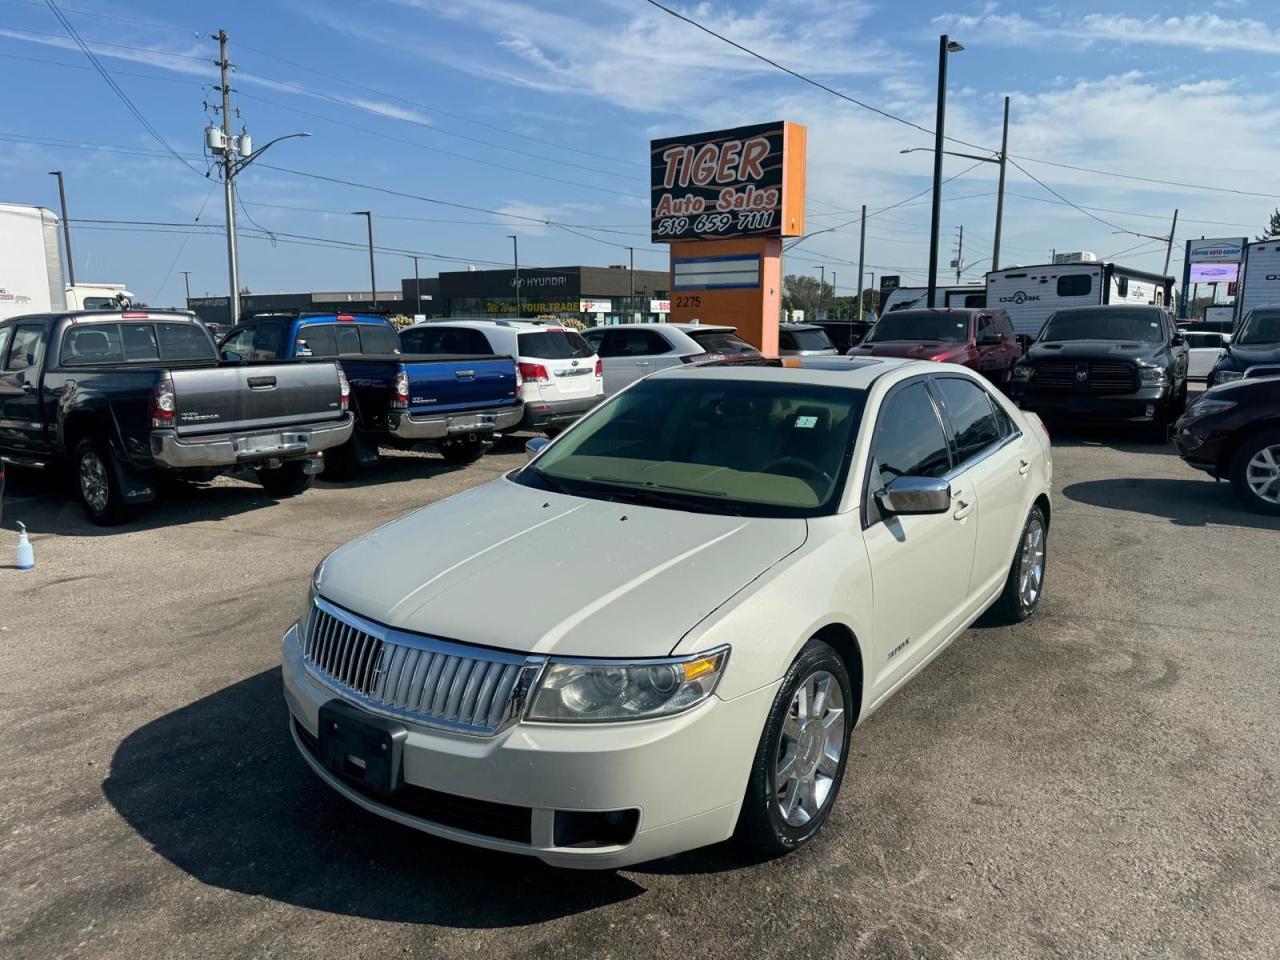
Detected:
[
  {"left": 855, "top": 340, "right": 967, "bottom": 359},
  {"left": 1026, "top": 340, "right": 1159, "bottom": 361},
  {"left": 316, "top": 477, "right": 807, "bottom": 659},
  {"left": 1220, "top": 343, "right": 1280, "bottom": 368}
]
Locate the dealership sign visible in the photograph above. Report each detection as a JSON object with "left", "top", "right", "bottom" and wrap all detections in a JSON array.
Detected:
[
  {"left": 579, "top": 299, "right": 612, "bottom": 313},
  {"left": 649, "top": 299, "right": 671, "bottom": 314},
  {"left": 1187, "top": 238, "right": 1245, "bottom": 263},
  {"left": 650, "top": 121, "right": 806, "bottom": 243}
]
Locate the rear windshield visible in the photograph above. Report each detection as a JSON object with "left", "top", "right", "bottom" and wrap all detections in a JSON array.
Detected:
[
  {"left": 782, "top": 328, "right": 835, "bottom": 350},
  {"left": 1039, "top": 308, "right": 1164, "bottom": 343},
  {"left": 865, "top": 311, "right": 969, "bottom": 343},
  {"left": 297, "top": 322, "right": 401, "bottom": 357},
  {"left": 60, "top": 322, "right": 216, "bottom": 365},
  {"left": 400, "top": 326, "right": 495, "bottom": 355},
  {"left": 1235, "top": 308, "right": 1280, "bottom": 345},
  {"left": 687, "top": 330, "right": 760, "bottom": 356},
  {"left": 518, "top": 329, "right": 593, "bottom": 360}
]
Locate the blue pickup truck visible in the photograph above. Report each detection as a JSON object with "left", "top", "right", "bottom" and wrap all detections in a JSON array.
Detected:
[{"left": 218, "top": 313, "right": 521, "bottom": 477}]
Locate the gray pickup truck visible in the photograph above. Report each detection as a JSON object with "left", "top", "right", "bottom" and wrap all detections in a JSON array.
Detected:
[{"left": 0, "top": 310, "right": 353, "bottom": 524}]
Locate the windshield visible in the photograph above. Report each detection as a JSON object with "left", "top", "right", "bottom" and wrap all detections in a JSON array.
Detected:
[
  {"left": 864, "top": 311, "right": 968, "bottom": 343},
  {"left": 1235, "top": 308, "right": 1280, "bottom": 345},
  {"left": 1039, "top": 308, "right": 1164, "bottom": 343},
  {"left": 516, "top": 377, "right": 866, "bottom": 517}
]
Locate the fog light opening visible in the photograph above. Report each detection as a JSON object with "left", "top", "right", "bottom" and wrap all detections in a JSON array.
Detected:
[{"left": 552, "top": 808, "right": 640, "bottom": 849}]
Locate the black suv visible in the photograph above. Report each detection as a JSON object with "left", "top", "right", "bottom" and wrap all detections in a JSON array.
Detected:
[
  {"left": 1010, "top": 305, "right": 1189, "bottom": 438},
  {"left": 1173, "top": 375, "right": 1280, "bottom": 515},
  {"left": 1208, "top": 306, "right": 1280, "bottom": 387}
]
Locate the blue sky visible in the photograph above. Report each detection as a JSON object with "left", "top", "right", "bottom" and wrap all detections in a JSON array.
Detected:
[{"left": 1, "top": 0, "right": 1278, "bottom": 305}]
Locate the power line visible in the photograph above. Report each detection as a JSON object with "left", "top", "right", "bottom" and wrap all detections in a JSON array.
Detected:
[
  {"left": 39, "top": 1, "right": 207, "bottom": 177},
  {"left": 152, "top": 184, "right": 217, "bottom": 303},
  {"left": 1007, "top": 158, "right": 1138, "bottom": 235}
]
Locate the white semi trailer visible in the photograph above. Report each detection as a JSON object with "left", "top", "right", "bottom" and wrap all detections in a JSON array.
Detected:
[{"left": 0, "top": 203, "right": 66, "bottom": 322}]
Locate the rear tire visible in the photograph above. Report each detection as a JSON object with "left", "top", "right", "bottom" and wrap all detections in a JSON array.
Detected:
[
  {"left": 73, "top": 436, "right": 131, "bottom": 526},
  {"left": 993, "top": 504, "right": 1048, "bottom": 623},
  {"left": 439, "top": 437, "right": 488, "bottom": 465},
  {"left": 257, "top": 461, "right": 312, "bottom": 498},
  {"left": 1229, "top": 429, "right": 1280, "bottom": 516},
  {"left": 736, "top": 638, "right": 853, "bottom": 857}
]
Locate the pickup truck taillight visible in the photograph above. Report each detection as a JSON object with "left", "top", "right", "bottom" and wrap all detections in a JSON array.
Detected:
[
  {"left": 337, "top": 368, "right": 350, "bottom": 413},
  {"left": 391, "top": 369, "right": 410, "bottom": 410},
  {"left": 594, "top": 357, "right": 603, "bottom": 377},
  {"left": 514, "top": 366, "right": 523, "bottom": 399},
  {"left": 150, "top": 378, "right": 176, "bottom": 428},
  {"left": 518, "top": 361, "right": 550, "bottom": 383}
]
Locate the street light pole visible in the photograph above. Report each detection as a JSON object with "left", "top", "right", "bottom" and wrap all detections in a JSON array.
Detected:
[
  {"left": 48, "top": 170, "right": 75, "bottom": 286},
  {"left": 353, "top": 211, "right": 376, "bottom": 305},
  {"left": 928, "top": 34, "right": 963, "bottom": 308},
  {"left": 856, "top": 203, "right": 866, "bottom": 322},
  {"left": 813, "top": 265, "right": 825, "bottom": 318},
  {"left": 992, "top": 95, "right": 1009, "bottom": 271},
  {"left": 508, "top": 235, "right": 521, "bottom": 317},
  {"left": 628, "top": 246, "right": 635, "bottom": 317},
  {"left": 411, "top": 255, "right": 422, "bottom": 316},
  {"left": 180, "top": 271, "right": 192, "bottom": 304}
]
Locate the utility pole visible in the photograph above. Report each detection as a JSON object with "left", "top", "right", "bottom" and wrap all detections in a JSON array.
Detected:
[
  {"left": 353, "top": 211, "right": 376, "bottom": 304},
  {"left": 508, "top": 235, "right": 521, "bottom": 317},
  {"left": 180, "top": 271, "right": 192, "bottom": 304},
  {"left": 955, "top": 225, "right": 964, "bottom": 284},
  {"left": 928, "top": 35, "right": 964, "bottom": 307},
  {"left": 856, "top": 203, "right": 867, "bottom": 323},
  {"left": 869, "top": 272, "right": 876, "bottom": 319},
  {"left": 628, "top": 246, "right": 635, "bottom": 317},
  {"left": 992, "top": 96, "right": 1009, "bottom": 271},
  {"left": 813, "top": 265, "right": 826, "bottom": 318},
  {"left": 831, "top": 271, "right": 838, "bottom": 319},
  {"left": 1163, "top": 209, "right": 1179, "bottom": 276},
  {"left": 214, "top": 30, "right": 239, "bottom": 325},
  {"left": 48, "top": 170, "right": 75, "bottom": 286}
]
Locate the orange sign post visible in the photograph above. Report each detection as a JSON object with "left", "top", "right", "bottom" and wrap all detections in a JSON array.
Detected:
[{"left": 650, "top": 121, "right": 807, "bottom": 354}]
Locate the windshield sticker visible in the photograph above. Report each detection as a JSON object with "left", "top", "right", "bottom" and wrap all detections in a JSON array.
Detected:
[{"left": 795, "top": 415, "right": 818, "bottom": 429}]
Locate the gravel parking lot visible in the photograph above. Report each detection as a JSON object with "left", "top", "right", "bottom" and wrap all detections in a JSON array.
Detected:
[{"left": 2, "top": 428, "right": 1277, "bottom": 960}]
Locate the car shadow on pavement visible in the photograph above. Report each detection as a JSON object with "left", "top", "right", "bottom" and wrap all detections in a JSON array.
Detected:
[
  {"left": 1062, "top": 476, "right": 1280, "bottom": 530},
  {"left": 102, "top": 668, "right": 644, "bottom": 927},
  {"left": 1045, "top": 423, "right": 1178, "bottom": 455}
]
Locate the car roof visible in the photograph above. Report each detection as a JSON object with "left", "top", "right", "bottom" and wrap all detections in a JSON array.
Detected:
[
  {"left": 647, "top": 355, "right": 931, "bottom": 390},
  {"left": 669, "top": 323, "right": 736, "bottom": 333},
  {"left": 780, "top": 322, "right": 822, "bottom": 331}
]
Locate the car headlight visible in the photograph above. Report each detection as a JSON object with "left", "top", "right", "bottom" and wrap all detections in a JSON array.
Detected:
[
  {"left": 1213, "top": 369, "right": 1244, "bottom": 385},
  {"left": 1138, "top": 365, "right": 1168, "bottom": 385},
  {"left": 526, "top": 647, "right": 730, "bottom": 722},
  {"left": 1011, "top": 364, "right": 1033, "bottom": 382},
  {"left": 300, "top": 559, "right": 325, "bottom": 635},
  {"left": 1185, "top": 397, "right": 1237, "bottom": 418}
]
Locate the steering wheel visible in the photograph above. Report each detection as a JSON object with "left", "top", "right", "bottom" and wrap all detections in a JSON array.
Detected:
[{"left": 763, "top": 456, "right": 833, "bottom": 487}]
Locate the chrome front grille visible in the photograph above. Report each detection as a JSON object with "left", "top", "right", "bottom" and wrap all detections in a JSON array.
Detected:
[
  {"left": 1033, "top": 359, "right": 1138, "bottom": 393},
  {"left": 303, "top": 599, "right": 544, "bottom": 736}
]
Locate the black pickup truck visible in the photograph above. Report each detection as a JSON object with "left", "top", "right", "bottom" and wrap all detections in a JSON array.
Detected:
[{"left": 0, "top": 310, "right": 354, "bottom": 524}]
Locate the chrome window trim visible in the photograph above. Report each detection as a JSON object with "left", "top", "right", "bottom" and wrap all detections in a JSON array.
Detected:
[{"left": 304, "top": 594, "right": 547, "bottom": 738}]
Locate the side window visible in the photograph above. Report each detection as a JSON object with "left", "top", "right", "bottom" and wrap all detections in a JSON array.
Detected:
[
  {"left": 221, "top": 325, "right": 255, "bottom": 358},
  {"left": 594, "top": 330, "right": 625, "bottom": 358},
  {"left": 1116, "top": 276, "right": 1130, "bottom": 298},
  {"left": 251, "top": 321, "right": 285, "bottom": 360},
  {"left": 0, "top": 327, "right": 11, "bottom": 366},
  {"left": 996, "top": 312, "right": 1015, "bottom": 337},
  {"left": 296, "top": 325, "right": 338, "bottom": 358},
  {"left": 935, "top": 377, "right": 1002, "bottom": 463},
  {"left": 5, "top": 324, "right": 46, "bottom": 372},
  {"left": 1057, "top": 275, "right": 1092, "bottom": 297},
  {"left": 614, "top": 329, "right": 670, "bottom": 356},
  {"left": 870, "top": 382, "right": 951, "bottom": 491},
  {"left": 976, "top": 314, "right": 995, "bottom": 339},
  {"left": 399, "top": 326, "right": 491, "bottom": 355}
]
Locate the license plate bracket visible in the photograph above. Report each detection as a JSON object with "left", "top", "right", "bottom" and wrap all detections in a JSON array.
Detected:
[{"left": 318, "top": 700, "right": 407, "bottom": 795}]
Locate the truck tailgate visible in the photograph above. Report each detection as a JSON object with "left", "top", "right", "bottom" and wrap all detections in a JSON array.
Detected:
[
  {"left": 403, "top": 355, "right": 519, "bottom": 414},
  {"left": 171, "top": 362, "right": 344, "bottom": 437}
]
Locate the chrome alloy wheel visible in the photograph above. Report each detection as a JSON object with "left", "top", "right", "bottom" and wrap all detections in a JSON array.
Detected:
[
  {"left": 774, "top": 670, "right": 845, "bottom": 827},
  {"left": 1245, "top": 444, "right": 1280, "bottom": 505},
  {"left": 79, "top": 448, "right": 110, "bottom": 514},
  {"left": 1020, "top": 515, "right": 1046, "bottom": 609}
]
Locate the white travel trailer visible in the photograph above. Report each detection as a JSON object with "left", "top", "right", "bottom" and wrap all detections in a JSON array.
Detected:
[
  {"left": 880, "top": 284, "right": 984, "bottom": 313},
  {"left": 1234, "top": 241, "right": 1280, "bottom": 325},
  {"left": 985, "top": 262, "right": 1175, "bottom": 336}
]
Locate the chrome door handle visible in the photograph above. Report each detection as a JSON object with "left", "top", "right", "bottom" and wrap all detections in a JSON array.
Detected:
[
  {"left": 951, "top": 488, "right": 973, "bottom": 521},
  {"left": 1018, "top": 458, "right": 1031, "bottom": 477}
]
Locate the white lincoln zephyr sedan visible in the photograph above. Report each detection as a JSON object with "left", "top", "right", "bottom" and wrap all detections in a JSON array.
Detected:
[{"left": 282, "top": 356, "right": 1052, "bottom": 868}]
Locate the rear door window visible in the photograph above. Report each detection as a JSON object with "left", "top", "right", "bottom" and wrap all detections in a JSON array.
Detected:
[
  {"left": 6, "top": 324, "right": 46, "bottom": 372},
  {"left": 517, "top": 330, "right": 593, "bottom": 360},
  {"left": 399, "top": 326, "right": 494, "bottom": 355},
  {"left": 603, "top": 329, "right": 671, "bottom": 356},
  {"left": 934, "top": 377, "right": 1002, "bottom": 463}
]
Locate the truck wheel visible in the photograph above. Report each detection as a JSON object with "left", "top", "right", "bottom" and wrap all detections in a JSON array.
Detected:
[
  {"left": 257, "top": 461, "right": 312, "bottom": 498},
  {"left": 439, "top": 437, "right": 488, "bottom": 465},
  {"left": 1230, "top": 429, "right": 1280, "bottom": 516},
  {"left": 736, "top": 638, "right": 853, "bottom": 857},
  {"left": 73, "top": 436, "right": 131, "bottom": 526}
]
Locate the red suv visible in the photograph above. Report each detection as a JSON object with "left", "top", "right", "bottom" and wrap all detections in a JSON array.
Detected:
[{"left": 847, "top": 308, "right": 1023, "bottom": 387}]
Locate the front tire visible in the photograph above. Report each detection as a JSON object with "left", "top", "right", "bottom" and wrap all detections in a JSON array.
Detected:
[
  {"left": 736, "top": 639, "right": 853, "bottom": 857},
  {"left": 1230, "top": 429, "right": 1280, "bottom": 516},
  {"left": 257, "top": 461, "right": 312, "bottom": 498},
  {"left": 73, "top": 436, "right": 131, "bottom": 526},
  {"left": 993, "top": 504, "right": 1048, "bottom": 623}
]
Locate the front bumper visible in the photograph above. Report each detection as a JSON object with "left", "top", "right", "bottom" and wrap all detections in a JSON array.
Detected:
[
  {"left": 1011, "top": 384, "right": 1170, "bottom": 422},
  {"left": 281, "top": 623, "right": 774, "bottom": 869},
  {"left": 1171, "top": 416, "right": 1229, "bottom": 475},
  {"left": 149, "top": 415, "right": 354, "bottom": 468},
  {"left": 520, "top": 393, "right": 602, "bottom": 430},
  {"left": 388, "top": 404, "right": 523, "bottom": 442}
]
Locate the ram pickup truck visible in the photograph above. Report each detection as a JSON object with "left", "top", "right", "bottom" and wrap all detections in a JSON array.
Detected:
[
  {"left": 0, "top": 310, "right": 353, "bottom": 524},
  {"left": 218, "top": 313, "right": 521, "bottom": 478}
]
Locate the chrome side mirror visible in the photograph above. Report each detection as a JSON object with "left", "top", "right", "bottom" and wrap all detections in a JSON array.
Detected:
[
  {"left": 875, "top": 476, "right": 951, "bottom": 516},
  {"left": 525, "top": 436, "right": 550, "bottom": 461}
]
